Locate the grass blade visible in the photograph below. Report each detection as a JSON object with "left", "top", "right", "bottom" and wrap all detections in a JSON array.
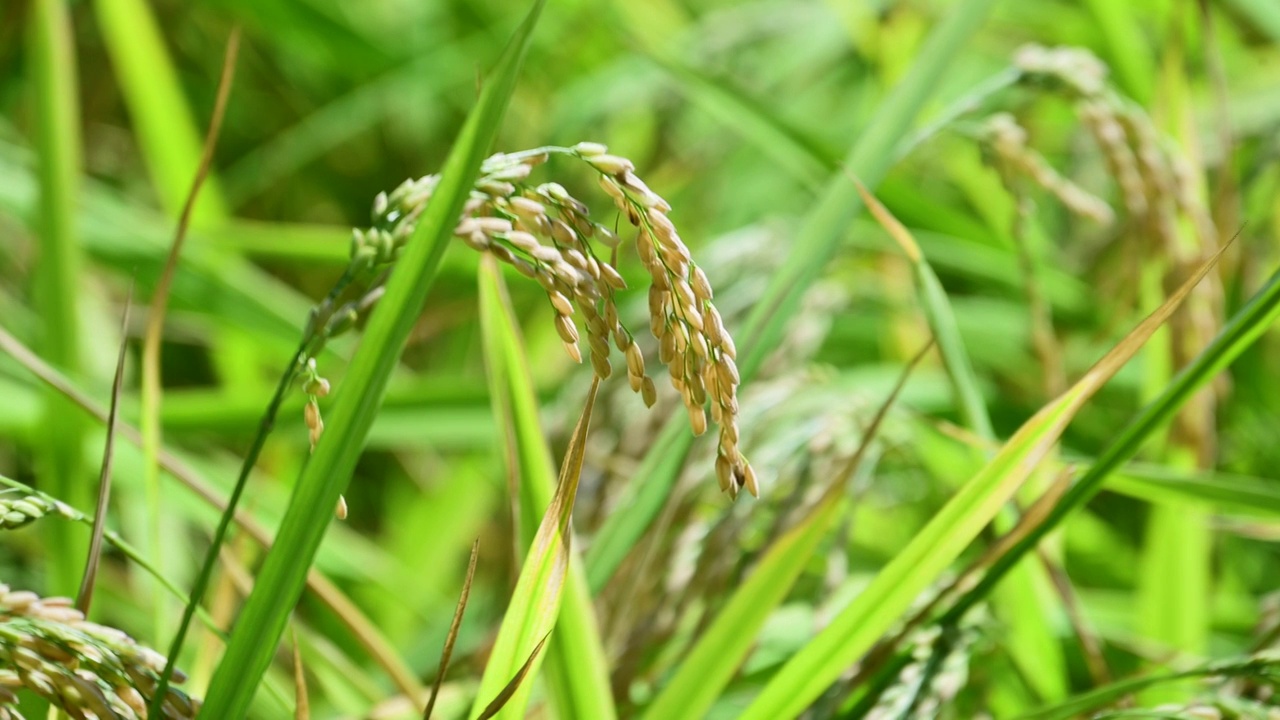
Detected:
[
  {"left": 855, "top": 178, "right": 1066, "bottom": 703},
  {"left": 737, "top": 233, "right": 1230, "bottom": 720},
  {"left": 939, "top": 263, "right": 1280, "bottom": 626},
  {"left": 138, "top": 25, "right": 239, "bottom": 638},
  {"left": 1016, "top": 653, "right": 1280, "bottom": 720},
  {"left": 93, "top": 0, "right": 228, "bottom": 222},
  {"left": 195, "top": 5, "right": 547, "bottom": 715},
  {"left": 425, "top": 540, "right": 480, "bottom": 720},
  {"left": 1107, "top": 467, "right": 1280, "bottom": 516},
  {"left": 854, "top": 179, "right": 992, "bottom": 439},
  {"left": 477, "top": 256, "right": 615, "bottom": 719},
  {"left": 475, "top": 635, "right": 552, "bottom": 720},
  {"left": 75, "top": 288, "right": 131, "bottom": 614},
  {"left": 469, "top": 372, "right": 599, "bottom": 720}
]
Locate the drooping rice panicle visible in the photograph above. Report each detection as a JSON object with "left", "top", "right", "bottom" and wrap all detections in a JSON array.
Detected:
[
  {"left": 982, "top": 112, "right": 1114, "bottom": 225},
  {"left": 305, "top": 144, "right": 755, "bottom": 497},
  {"left": 1009, "top": 43, "right": 1215, "bottom": 254},
  {"left": 0, "top": 584, "right": 199, "bottom": 719}
]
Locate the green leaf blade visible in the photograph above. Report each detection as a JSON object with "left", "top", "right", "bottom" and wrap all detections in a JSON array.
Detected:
[
  {"left": 738, "top": 238, "right": 1229, "bottom": 720},
  {"left": 477, "top": 256, "right": 615, "bottom": 720},
  {"left": 196, "top": 4, "right": 547, "bottom": 716}
]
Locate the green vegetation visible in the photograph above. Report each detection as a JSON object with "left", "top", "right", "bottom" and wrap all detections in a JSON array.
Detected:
[{"left": 2, "top": 0, "right": 1279, "bottom": 718}]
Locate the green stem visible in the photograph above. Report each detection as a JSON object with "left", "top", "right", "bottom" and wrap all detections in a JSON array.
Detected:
[
  {"left": 28, "top": 0, "right": 86, "bottom": 598},
  {"left": 0, "top": 474, "right": 220, "bottom": 634},
  {"left": 150, "top": 335, "right": 309, "bottom": 715}
]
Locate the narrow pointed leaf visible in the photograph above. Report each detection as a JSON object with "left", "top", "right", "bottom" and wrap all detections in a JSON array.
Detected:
[
  {"left": 1107, "top": 467, "right": 1280, "bottom": 516},
  {"left": 1016, "top": 653, "right": 1280, "bottom": 720},
  {"left": 468, "top": 364, "right": 599, "bottom": 720},
  {"left": 856, "top": 179, "right": 1064, "bottom": 701},
  {"left": 425, "top": 540, "right": 480, "bottom": 720},
  {"left": 737, "top": 237, "right": 1230, "bottom": 720},
  {"left": 76, "top": 291, "right": 131, "bottom": 613},
  {"left": 475, "top": 635, "right": 552, "bottom": 720},
  {"left": 942, "top": 264, "right": 1280, "bottom": 625},
  {"left": 855, "top": 180, "right": 993, "bottom": 440},
  {"left": 477, "top": 256, "right": 614, "bottom": 719},
  {"left": 196, "top": 4, "right": 547, "bottom": 716},
  {"left": 94, "top": 0, "right": 228, "bottom": 221}
]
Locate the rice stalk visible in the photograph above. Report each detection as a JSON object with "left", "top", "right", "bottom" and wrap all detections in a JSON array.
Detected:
[
  {"left": 136, "top": 27, "right": 239, "bottom": 637},
  {"left": 28, "top": 0, "right": 87, "bottom": 598}
]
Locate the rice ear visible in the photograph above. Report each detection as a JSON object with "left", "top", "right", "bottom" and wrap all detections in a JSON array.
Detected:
[
  {"left": 320, "top": 144, "right": 756, "bottom": 497},
  {"left": 0, "top": 584, "right": 200, "bottom": 718}
]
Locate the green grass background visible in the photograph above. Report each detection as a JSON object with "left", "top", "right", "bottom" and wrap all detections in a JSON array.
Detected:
[{"left": 2, "top": 0, "right": 1280, "bottom": 717}]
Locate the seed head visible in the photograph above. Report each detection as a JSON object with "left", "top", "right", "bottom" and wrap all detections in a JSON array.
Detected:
[
  {"left": 340, "top": 144, "right": 757, "bottom": 498},
  {"left": 0, "top": 494, "right": 54, "bottom": 530},
  {"left": 0, "top": 585, "right": 200, "bottom": 718}
]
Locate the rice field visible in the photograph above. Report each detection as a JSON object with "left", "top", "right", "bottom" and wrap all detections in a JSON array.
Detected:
[{"left": 2, "top": 0, "right": 1280, "bottom": 718}]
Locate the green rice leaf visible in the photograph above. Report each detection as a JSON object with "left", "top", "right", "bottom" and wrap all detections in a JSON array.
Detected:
[
  {"left": 940, "top": 265, "right": 1280, "bottom": 627},
  {"left": 1016, "top": 653, "right": 1280, "bottom": 720},
  {"left": 856, "top": 179, "right": 1065, "bottom": 703},
  {"left": 477, "top": 256, "right": 615, "bottom": 720},
  {"left": 471, "top": 259, "right": 599, "bottom": 718},
  {"left": 737, "top": 235, "right": 1228, "bottom": 720},
  {"left": 93, "top": 0, "right": 228, "bottom": 222},
  {"left": 195, "top": 3, "right": 547, "bottom": 715}
]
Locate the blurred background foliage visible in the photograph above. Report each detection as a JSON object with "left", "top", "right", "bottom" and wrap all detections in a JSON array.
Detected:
[{"left": 2, "top": 0, "right": 1280, "bottom": 717}]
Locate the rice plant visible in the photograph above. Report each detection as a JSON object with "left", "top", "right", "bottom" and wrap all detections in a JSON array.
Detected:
[{"left": 2, "top": 0, "right": 1280, "bottom": 718}]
